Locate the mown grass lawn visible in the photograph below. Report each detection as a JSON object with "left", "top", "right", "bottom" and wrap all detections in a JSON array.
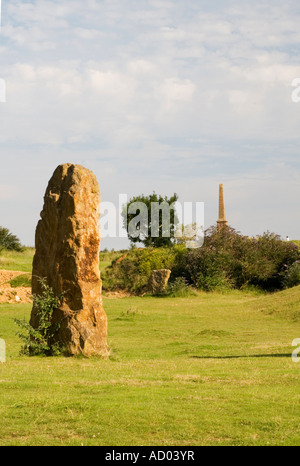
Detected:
[{"left": 0, "top": 288, "right": 299, "bottom": 446}]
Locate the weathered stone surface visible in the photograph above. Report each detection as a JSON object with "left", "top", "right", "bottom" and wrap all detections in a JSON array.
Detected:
[
  {"left": 148, "top": 269, "right": 171, "bottom": 294},
  {"left": 30, "top": 163, "right": 108, "bottom": 357}
]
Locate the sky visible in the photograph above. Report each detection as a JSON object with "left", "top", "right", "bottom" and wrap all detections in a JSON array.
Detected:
[{"left": 1, "top": 0, "right": 300, "bottom": 249}]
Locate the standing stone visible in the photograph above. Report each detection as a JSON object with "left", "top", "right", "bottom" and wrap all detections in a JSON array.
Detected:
[
  {"left": 30, "top": 163, "right": 108, "bottom": 357},
  {"left": 148, "top": 269, "right": 171, "bottom": 295}
]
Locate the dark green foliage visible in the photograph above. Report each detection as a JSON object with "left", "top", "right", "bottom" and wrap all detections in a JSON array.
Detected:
[
  {"left": 166, "top": 277, "right": 197, "bottom": 297},
  {"left": 179, "top": 226, "right": 300, "bottom": 291},
  {"left": 281, "top": 261, "right": 300, "bottom": 289},
  {"left": 121, "top": 192, "right": 179, "bottom": 247},
  {"left": 14, "top": 279, "right": 64, "bottom": 356},
  {"left": 0, "top": 226, "right": 23, "bottom": 252},
  {"left": 102, "top": 246, "right": 184, "bottom": 293},
  {"left": 102, "top": 226, "right": 300, "bottom": 294}
]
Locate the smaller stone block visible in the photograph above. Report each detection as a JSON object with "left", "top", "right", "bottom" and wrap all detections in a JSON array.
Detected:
[{"left": 148, "top": 269, "right": 171, "bottom": 294}]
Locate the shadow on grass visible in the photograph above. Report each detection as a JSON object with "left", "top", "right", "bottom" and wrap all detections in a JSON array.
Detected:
[{"left": 191, "top": 353, "right": 291, "bottom": 359}]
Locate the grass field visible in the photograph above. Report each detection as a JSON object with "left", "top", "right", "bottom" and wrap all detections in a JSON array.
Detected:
[
  {"left": 0, "top": 250, "right": 299, "bottom": 446},
  {"left": 0, "top": 248, "right": 34, "bottom": 273}
]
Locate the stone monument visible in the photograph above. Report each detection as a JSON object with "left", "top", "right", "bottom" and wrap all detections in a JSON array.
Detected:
[
  {"left": 217, "top": 183, "right": 228, "bottom": 230},
  {"left": 30, "top": 163, "right": 108, "bottom": 357}
]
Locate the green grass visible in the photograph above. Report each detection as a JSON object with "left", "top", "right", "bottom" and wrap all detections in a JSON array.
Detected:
[
  {"left": 0, "top": 287, "right": 300, "bottom": 446},
  {"left": 0, "top": 248, "right": 118, "bottom": 275},
  {"left": 8, "top": 274, "right": 32, "bottom": 288},
  {"left": 99, "top": 249, "right": 127, "bottom": 274},
  {"left": 0, "top": 248, "right": 34, "bottom": 273}
]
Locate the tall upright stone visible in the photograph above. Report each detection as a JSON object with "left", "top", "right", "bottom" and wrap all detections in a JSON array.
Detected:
[
  {"left": 30, "top": 163, "right": 108, "bottom": 357},
  {"left": 217, "top": 183, "right": 228, "bottom": 230}
]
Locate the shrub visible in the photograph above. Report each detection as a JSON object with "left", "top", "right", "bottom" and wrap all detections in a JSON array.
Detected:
[
  {"left": 138, "top": 247, "right": 177, "bottom": 276},
  {"left": 14, "top": 279, "right": 64, "bottom": 356},
  {"left": 166, "top": 277, "right": 197, "bottom": 297},
  {"left": 243, "top": 232, "right": 299, "bottom": 289},
  {"left": 179, "top": 226, "right": 300, "bottom": 292},
  {"left": 102, "top": 249, "right": 146, "bottom": 292},
  {"left": 102, "top": 246, "right": 184, "bottom": 293},
  {"left": 102, "top": 226, "right": 300, "bottom": 294},
  {"left": 281, "top": 261, "right": 300, "bottom": 289}
]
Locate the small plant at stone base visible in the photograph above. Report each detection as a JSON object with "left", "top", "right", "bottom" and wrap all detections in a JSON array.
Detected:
[{"left": 14, "top": 278, "right": 64, "bottom": 356}]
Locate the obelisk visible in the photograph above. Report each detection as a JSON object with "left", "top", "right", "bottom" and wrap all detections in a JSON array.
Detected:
[{"left": 217, "top": 183, "right": 228, "bottom": 230}]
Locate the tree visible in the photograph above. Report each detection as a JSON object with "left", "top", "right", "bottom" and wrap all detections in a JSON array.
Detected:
[
  {"left": 0, "top": 226, "right": 23, "bottom": 253},
  {"left": 122, "top": 192, "right": 179, "bottom": 247}
]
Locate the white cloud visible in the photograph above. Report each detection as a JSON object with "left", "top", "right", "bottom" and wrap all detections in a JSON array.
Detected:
[
  {"left": 159, "top": 78, "right": 196, "bottom": 102},
  {"left": 1, "top": 0, "right": 300, "bottom": 246},
  {"left": 74, "top": 28, "right": 104, "bottom": 41},
  {"left": 87, "top": 68, "right": 135, "bottom": 97}
]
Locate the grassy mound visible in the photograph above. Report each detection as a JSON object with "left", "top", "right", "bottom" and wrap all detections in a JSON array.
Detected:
[{"left": 247, "top": 284, "right": 300, "bottom": 322}]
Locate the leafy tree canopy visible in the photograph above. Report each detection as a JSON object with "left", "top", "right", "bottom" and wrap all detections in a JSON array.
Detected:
[
  {"left": 122, "top": 192, "right": 179, "bottom": 248},
  {"left": 0, "top": 226, "right": 23, "bottom": 252}
]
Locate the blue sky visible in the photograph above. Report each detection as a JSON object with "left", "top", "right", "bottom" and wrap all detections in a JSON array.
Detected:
[{"left": 1, "top": 0, "right": 300, "bottom": 249}]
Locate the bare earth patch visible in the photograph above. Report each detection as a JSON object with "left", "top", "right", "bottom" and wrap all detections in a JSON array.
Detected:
[
  {"left": 0, "top": 270, "right": 32, "bottom": 304},
  {"left": 0, "top": 269, "right": 130, "bottom": 303}
]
